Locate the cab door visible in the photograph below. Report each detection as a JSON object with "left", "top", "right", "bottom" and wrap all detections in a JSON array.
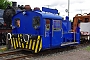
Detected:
[
  {"left": 52, "top": 20, "right": 63, "bottom": 47},
  {"left": 43, "top": 19, "right": 52, "bottom": 48}
]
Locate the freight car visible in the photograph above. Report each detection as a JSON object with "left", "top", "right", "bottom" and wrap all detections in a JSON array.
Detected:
[
  {"left": 7, "top": 6, "right": 80, "bottom": 53},
  {"left": 73, "top": 13, "right": 90, "bottom": 41}
]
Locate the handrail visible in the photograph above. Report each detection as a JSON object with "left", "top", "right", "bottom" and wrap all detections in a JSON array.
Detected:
[
  {"left": 74, "top": 32, "right": 76, "bottom": 42},
  {"left": 52, "top": 25, "right": 53, "bottom": 37},
  {"left": 45, "top": 25, "right": 46, "bottom": 37},
  {"left": 7, "top": 33, "right": 11, "bottom": 40},
  {"left": 61, "top": 28, "right": 63, "bottom": 38}
]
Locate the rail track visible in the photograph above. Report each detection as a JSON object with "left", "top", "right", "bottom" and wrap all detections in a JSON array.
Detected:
[
  {"left": 0, "top": 49, "right": 35, "bottom": 60},
  {"left": 0, "top": 41, "right": 90, "bottom": 60}
]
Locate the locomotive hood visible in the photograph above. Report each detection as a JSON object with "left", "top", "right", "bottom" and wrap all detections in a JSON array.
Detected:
[{"left": 12, "top": 10, "right": 63, "bottom": 35}]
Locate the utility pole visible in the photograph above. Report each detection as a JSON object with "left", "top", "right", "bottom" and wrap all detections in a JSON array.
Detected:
[
  {"left": 45, "top": 5, "right": 50, "bottom": 8},
  {"left": 68, "top": 0, "right": 70, "bottom": 18},
  {"left": 80, "top": 9, "right": 82, "bottom": 15}
]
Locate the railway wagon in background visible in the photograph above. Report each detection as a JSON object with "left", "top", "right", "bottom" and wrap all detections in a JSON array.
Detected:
[
  {"left": 0, "top": 2, "right": 18, "bottom": 45},
  {"left": 0, "top": 9, "right": 11, "bottom": 45},
  {"left": 73, "top": 13, "right": 90, "bottom": 41},
  {"left": 7, "top": 6, "right": 80, "bottom": 53}
]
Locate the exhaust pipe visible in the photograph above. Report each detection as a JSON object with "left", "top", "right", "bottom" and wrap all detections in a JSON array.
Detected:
[{"left": 12, "top": 2, "right": 17, "bottom": 7}]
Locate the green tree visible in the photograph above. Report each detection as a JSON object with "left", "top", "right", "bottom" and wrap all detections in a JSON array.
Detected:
[
  {"left": 70, "top": 20, "right": 73, "bottom": 22},
  {"left": 0, "top": 0, "right": 12, "bottom": 9}
]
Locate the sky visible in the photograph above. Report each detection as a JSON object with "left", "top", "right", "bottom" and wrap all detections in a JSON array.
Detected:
[{"left": 9, "top": 0, "right": 90, "bottom": 20}]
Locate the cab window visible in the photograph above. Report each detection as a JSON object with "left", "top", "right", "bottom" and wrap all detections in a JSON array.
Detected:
[
  {"left": 85, "top": 18, "right": 89, "bottom": 22},
  {"left": 33, "top": 16, "right": 40, "bottom": 29},
  {"left": 45, "top": 19, "right": 50, "bottom": 31},
  {"left": 15, "top": 18, "right": 20, "bottom": 27},
  {"left": 53, "top": 20, "right": 62, "bottom": 31}
]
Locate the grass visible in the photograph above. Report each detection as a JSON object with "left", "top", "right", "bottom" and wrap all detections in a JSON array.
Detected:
[
  {"left": 85, "top": 46, "right": 90, "bottom": 51},
  {"left": 0, "top": 47, "right": 7, "bottom": 52}
]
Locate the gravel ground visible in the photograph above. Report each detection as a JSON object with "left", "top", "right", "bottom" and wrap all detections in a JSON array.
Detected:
[
  {"left": 34, "top": 50, "right": 90, "bottom": 60},
  {"left": 0, "top": 45, "right": 90, "bottom": 60},
  {"left": 26, "top": 46, "right": 90, "bottom": 60}
]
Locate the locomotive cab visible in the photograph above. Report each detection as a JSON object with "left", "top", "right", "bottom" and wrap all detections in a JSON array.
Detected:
[{"left": 10, "top": 7, "right": 80, "bottom": 53}]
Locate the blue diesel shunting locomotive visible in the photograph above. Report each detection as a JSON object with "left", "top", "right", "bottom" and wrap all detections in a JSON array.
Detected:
[{"left": 9, "top": 6, "right": 80, "bottom": 53}]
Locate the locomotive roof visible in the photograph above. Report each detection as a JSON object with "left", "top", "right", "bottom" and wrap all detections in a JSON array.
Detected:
[
  {"left": 36, "top": 11, "right": 63, "bottom": 20},
  {"left": 13, "top": 10, "right": 63, "bottom": 20}
]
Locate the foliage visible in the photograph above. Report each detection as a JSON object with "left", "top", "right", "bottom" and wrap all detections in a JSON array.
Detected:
[
  {"left": 0, "top": 0, "right": 12, "bottom": 9},
  {"left": 70, "top": 20, "right": 73, "bottom": 22},
  {"left": 0, "top": 47, "right": 7, "bottom": 52},
  {"left": 85, "top": 46, "right": 90, "bottom": 51}
]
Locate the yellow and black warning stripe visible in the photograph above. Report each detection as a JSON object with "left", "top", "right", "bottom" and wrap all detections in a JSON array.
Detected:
[
  {"left": 35, "top": 36, "right": 42, "bottom": 53},
  {"left": 10, "top": 34, "right": 42, "bottom": 53}
]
